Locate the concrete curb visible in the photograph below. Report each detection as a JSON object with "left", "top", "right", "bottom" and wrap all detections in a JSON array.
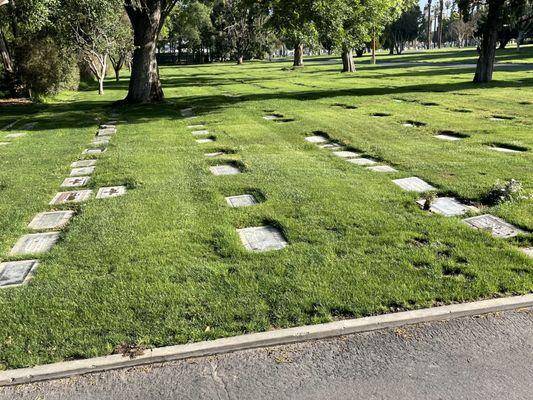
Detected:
[{"left": 1, "top": 294, "right": 532, "bottom": 387}]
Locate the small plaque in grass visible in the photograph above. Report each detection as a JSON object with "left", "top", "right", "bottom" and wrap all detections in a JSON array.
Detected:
[
  {"left": 226, "top": 194, "right": 258, "bottom": 208},
  {"left": 9, "top": 232, "right": 60, "bottom": 256},
  {"left": 367, "top": 165, "right": 398, "bottom": 173},
  {"left": 237, "top": 225, "right": 288, "bottom": 252},
  {"left": 196, "top": 138, "right": 214, "bottom": 144},
  {"left": 96, "top": 186, "right": 127, "bottom": 199},
  {"left": 71, "top": 160, "right": 97, "bottom": 168},
  {"left": 187, "top": 125, "right": 205, "bottom": 129},
  {"left": 205, "top": 152, "right": 225, "bottom": 157},
  {"left": 304, "top": 135, "right": 328, "bottom": 143},
  {"left": 83, "top": 148, "right": 106, "bottom": 155},
  {"left": 319, "top": 143, "right": 343, "bottom": 150},
  {"left": 393, "top": 177, "right": 436, "bottom": 192},
  {"left": 50, "top": 190, "right": 93, "bottom": 205},
  {"left": 28, "top": 211, "right": 74, "bottom": 230},
  {"left": 5, "top": 133, "right": 26, "bottom": 139},
  {"left": 333, "top": 150, "right": 359, "bottom": 158},
  {"left": 71, "top": 166, "right": 95, "bottom": 176},
  {"left": 61, "top": 176, "right": 90, "bottom": 188},
  {"left": 0, "top": 260, "right": 39, "bottom": 288},
  {"left": 522, "top": 248, "right": 533, "bottom": 258},
  {"left": 0, "top": 142, "right": 11, "bottom": 146},
  {"left": 192, "top": 130, "right": 210, "bottom": 136},
  {"left": 209, "top": 165, "right": 241, "bottom": 176},
  {"left": 347, "top": 157, "right": 377, "bottom": 166},
  {"left": 464, "top": 215, "right": 525, "bottom": 238},
  {"left": 416, "top": 197, "right": 477, "bottom": 217},
  {"left": 181, "top": 108, "right": 195, "bottom": 117}
]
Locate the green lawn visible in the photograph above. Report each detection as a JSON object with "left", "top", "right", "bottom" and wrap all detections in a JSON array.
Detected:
[{"left": 0, "top": 48, "right": 532, "bottom": 370}]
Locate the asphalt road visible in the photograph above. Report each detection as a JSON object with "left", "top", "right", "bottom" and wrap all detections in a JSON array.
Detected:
[{"left": 2, "top": 308, "right": 532, "bottom": 400}]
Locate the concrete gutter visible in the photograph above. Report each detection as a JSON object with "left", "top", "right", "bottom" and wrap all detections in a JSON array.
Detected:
[{"left": 1, "top": 294, "right": 532, "bottom": 387}]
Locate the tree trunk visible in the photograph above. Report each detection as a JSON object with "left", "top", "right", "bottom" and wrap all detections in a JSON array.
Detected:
[
  {"left": 437, "top": 0, "right": 444, "bottom": 48},
  {"left": 473, "top": 0, "right": 505, "bottom": 83},
  {"left": 427, "top": 0, "right": 432, "bottom": 50},
  {"left": 124, "top": 1, "right": 164, "bottom": 103},
  {"left": 293, "top": 43, "right": 304, "bottom": 67},
  {"left": 371, "top": 32, "right": 376, "bottom": 64},
  {"left": 114, "top": 67, "right": 120, "bottom": 82},
  {"left": 98, "top": 77, "right": 105, "bottom": 95},
  {"left": 341, "top": 49, "right": 355, "bottom": 72},
  {"left": 0, "top": 30, "right": 14, "bottom": 74}
]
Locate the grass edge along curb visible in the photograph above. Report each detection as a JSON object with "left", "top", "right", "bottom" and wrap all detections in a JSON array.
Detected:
[{"left": 1, "top": 294, "right": 532, "bottom": 387}]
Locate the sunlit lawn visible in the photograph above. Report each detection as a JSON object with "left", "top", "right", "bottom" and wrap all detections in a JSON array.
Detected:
[{"left": 0, "top": 47, "right": 531, "bottom": 369}]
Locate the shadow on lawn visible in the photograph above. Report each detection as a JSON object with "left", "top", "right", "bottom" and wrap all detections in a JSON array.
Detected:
[{"left": 2, "top": 73, "right": 532, "bottom": 133}]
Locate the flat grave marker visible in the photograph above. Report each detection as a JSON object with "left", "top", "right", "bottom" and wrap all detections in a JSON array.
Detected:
[
  {"left": 416, "top": 197, "right": 477, "bottom": 217},
  {"left": 10, "top": 232, "right": 60, "bottom": 256},
  {"left": 489, "top": 146, "right": 522, "bottom": 154},
  {"left": 22, "top": 122, "right": 37, "bottom": 130},
  {"left": 347, "top": 157, "right": 378, "bottom": 166},
  {"left": 97, "top": 129, "right": 115, "bottom": 137},
  {"left": 393, "top": 177, "right": 436, "bottom": 192},
  {"left": 205, "top": 151, "right": 225, "bottom": 157},
  {"left": 0, "top": 260, "right": 39, "bottom": 288},
  {"left": 305, "top": 135, "right": 328, "bottom": 144},
  {"left": 522, "top": 248, "right": 533, "bottom": 258},
  {"left": 319, "top": 143, "right": 343, "bottom": 150},
  {"left": 83, "top": 148, "right": 106, "bottom": 155},
  {"left": 435, "top": 134, "right": 462, "bottom": 141},
  {"left": 61, "top": 176, "right": 90, "bottom": 188},
  {"left": 367, "top": 165, "right": 398, "bottom": 173},
  {"left": 50, "top": 190, "right": 93, "bottom": 205},
  {"left": 91, "top": 138, "right": 110, "bottom": 146},
  {"left": 0, "top": 142, "right": 11, "bottom": 146},
  {"left": 181, "top": 108, "right": 195, "bottom": 117},
  {"left": 333, "top": 150, "right": 359, "bottom": 158},
  {"left": 71, "top": 160, "right": 97, "bottom": 168},
  {"left": 192, "top": 130, "right": 210, "bottom": 136},
  {"left": 196, "top": 138, "right": 214, "bottom": 144},
  {"left": 226, "top": 194, "right": 258, "bottom": 208},
  {"left": 5, "top": 133, "right": 26, "bottom": 139},
  {"left": 187, "top": 125, "right": 205, "bottom": 129},
  {"left": 464, "top": 214, "right": 525, "bottom": 238},
  {"left": 96, "top": 186, "right": 127, "bottom": 199},
  {"left": 263, "top": 114, "right": 283, "bottom": 121},
  {"left": 28, "top": 211, "right": 74, "bottom": 230},
  {"left": 237, "top": 225, "right": 288, "bottom": 252},
  {"left": 71, "top": 166, "right": 95, "bottom": 176},
  {"left": 210, "top": 165, "right": 241, "bottom": 176}
]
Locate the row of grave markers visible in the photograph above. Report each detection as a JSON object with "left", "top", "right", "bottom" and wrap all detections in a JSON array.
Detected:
[
  {"left": 262, "top": 112, "right": 532, "bottom": 257},
  {"left": 0, "top": 118, "right": 128, "bottom": 288},
  {"left": 182, "top": 107, "right": 289, "bottom": 252}
]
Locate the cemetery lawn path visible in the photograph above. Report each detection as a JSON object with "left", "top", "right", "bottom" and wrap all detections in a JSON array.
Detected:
[{"left": 0, "top": 47, "right": 532, "bottom": 369}]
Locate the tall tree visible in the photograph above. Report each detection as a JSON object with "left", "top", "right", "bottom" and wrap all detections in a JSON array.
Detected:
[
  {"left": 426, "top": 0, "right": 432, "bottom": 49},
  {"left": 382, "top": 5, "right": 420, "bottom": 54},
  {"left": 437, "top": 0, "right": 444, "bottom": 47},
  {"left": 458, "top": 0, "right": 522, "bottom": 82},
  {"left": 60, "top": 0, "right": 125, "bottom": 95},
  {"left": 270, "top": 0, "right": 318, "bottom": 67},
  {"left": 123, "top": 0, "right": 179, "bottom": 103}
]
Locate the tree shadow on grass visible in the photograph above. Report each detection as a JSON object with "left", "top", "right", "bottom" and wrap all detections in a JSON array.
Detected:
[{"left": 2, "top": 73, "right": 532, "bottom": 133}]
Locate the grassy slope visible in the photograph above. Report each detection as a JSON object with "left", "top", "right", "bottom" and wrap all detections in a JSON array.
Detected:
[{"left": 0, "top": 48, "right": 532, "bottom": 369}]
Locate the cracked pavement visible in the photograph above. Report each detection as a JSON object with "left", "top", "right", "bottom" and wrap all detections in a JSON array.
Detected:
[{"left": 1, "top": 308, "right": 532, "bottom": 400}]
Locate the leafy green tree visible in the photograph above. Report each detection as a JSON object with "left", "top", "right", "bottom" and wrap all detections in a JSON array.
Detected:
[
  {"left": 270, "top": 0, "right": 318, "bottom": 67},
  {"left": 213, "top": 0, "right": 270, "bottom": 64},
  {"left": 382, "top": 5, "right": 420, "bottom": 55},
  {"left": 59, "top": 0, "right": 125, "bottom": 95},
  {"left": 124, "top": 0, "right": 180, "bottom": 103},
  {"left": 165, "top": 1, "right": 213, "bottom": 64},
  {"left": 458, "top": 0, "right": 529, "bottom": 82}
]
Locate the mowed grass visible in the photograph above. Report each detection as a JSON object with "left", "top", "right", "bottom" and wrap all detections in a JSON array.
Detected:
[{"left": 0, "top": 47, "right": 532, "bottom": 369}]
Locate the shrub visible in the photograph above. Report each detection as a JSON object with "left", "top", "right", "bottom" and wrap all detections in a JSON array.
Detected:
[
  {"left": 483, "top": 179, "right": 523, "bottom": 206},
  {"left": 16, "top": 35, "right": 79, "bottom": 99}
]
